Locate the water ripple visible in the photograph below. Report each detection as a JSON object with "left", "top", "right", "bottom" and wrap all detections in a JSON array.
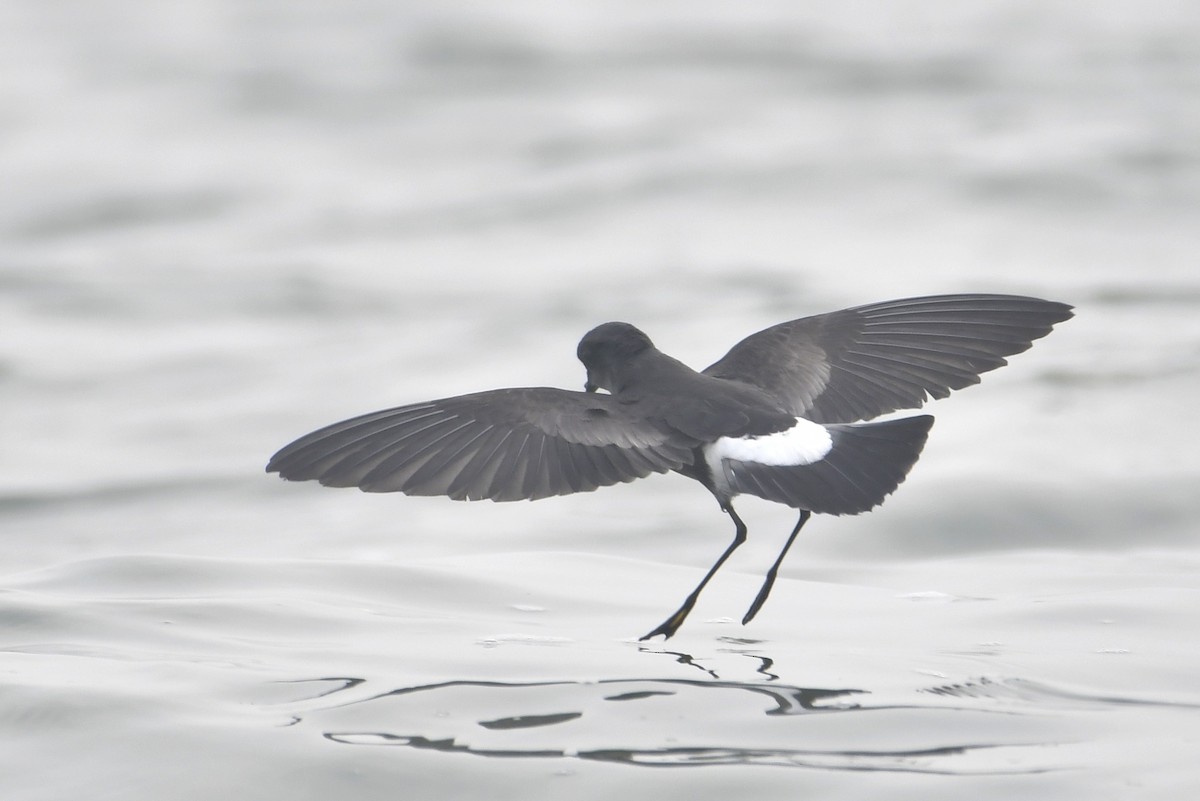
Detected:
[{"left": 270, "top": 674, "right": 1066, "bottom": 775}]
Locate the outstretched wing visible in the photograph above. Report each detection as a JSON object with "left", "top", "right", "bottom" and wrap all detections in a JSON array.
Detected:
[
  {"left": 703, "top": 294, "right": 1073, "bottom": 423},
  {"left": 266, "top": 387, "right": 695, "bottom": 502}
]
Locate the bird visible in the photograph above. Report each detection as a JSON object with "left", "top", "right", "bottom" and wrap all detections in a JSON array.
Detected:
[{"left": 267, "top": 293, "right": 1072, "bottom": 639}]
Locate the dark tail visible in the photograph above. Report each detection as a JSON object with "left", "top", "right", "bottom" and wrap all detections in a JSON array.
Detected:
[{"left": 725, "top": 415, "right": 934, "bottom": 515}]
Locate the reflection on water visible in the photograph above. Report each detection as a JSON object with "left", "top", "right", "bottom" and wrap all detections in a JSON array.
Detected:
[
  {"left": 260, "top": 642, "right": 1200, "bottom": 777},
  {"left": 924, "top": 676, "right": 1200, "bottom": 711},
  {"left": 326, "top": 730, "right": 1018, "bottom": 773},
  {"left": 269, "top": 649, "right": 1082, "bottom": 775}
]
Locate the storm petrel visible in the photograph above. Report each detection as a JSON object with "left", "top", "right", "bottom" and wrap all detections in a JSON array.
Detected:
[{"left": 267, "top": 293, "right": 1072, "bottom": 639}]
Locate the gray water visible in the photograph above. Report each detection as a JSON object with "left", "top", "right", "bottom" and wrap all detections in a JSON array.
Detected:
[{"left": 4, "top": 2, "right": 1200, "bottom": 799}]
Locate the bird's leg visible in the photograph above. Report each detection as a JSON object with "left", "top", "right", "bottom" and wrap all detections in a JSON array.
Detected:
[
  {"left": 639, "top": 503, "right": 748, "bottom": 641},
  {"left": 742, "top": 509, "right": 811, "bottom": 625}
]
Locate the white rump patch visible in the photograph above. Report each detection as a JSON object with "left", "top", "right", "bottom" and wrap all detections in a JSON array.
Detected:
[{"left": 704, "top": 417, "right": 833, "bottom": 488}]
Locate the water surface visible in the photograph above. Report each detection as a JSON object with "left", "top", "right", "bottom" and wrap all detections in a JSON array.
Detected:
[{"left": 3, "top": 2, "right": 1199, "bottom": 799}]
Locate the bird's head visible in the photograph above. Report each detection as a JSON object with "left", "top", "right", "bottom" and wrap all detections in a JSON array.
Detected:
[{"left": 576, "top": 322, "right": 655, "bottom": 394}]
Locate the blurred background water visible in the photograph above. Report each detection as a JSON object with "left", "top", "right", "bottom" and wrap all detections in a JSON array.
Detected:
[{"left": 3, "top": 1, "right": 1200, "bottom": 799}]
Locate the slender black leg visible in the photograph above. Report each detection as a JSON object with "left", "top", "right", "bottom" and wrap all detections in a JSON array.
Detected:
[
  {"left": 741, "top": 510, "right": 811, "bottom": 625},
  {"left": 639, "top": 503, "right": 749, "bottom": 641}
]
